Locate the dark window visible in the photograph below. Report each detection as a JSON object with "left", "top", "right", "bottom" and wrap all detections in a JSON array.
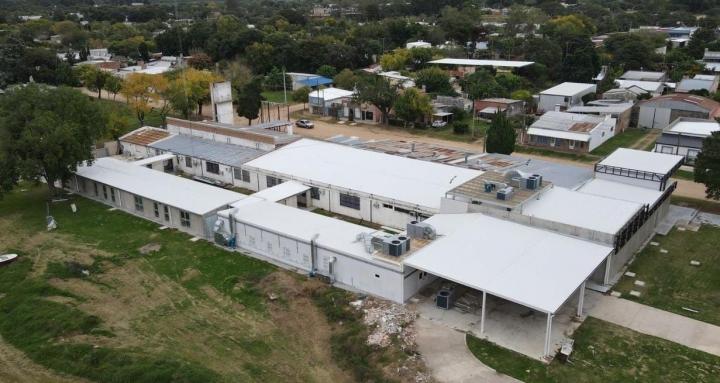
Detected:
[
  {"left": 134, "top": 195, "right": 143, "bottom": 211},
  {"left": 382, "top": 203, "right": 393, "bottom": 209},
  {"left": 241, "top": 170, "right": 250, "bottom": 182},
  {"left": 311, "top": 187, "right": 320, "bottom": 200},
  {"left": 94, "top": 182, "right": 99, "bottom": 196},
  {"left": 206, "top": 161, "right": 220, "bottom": 174},
  {"left": 185, "top": 156, "right": 192, "bottom": 167},
  {"left": 102, "top": 185, "right": 108, "bottom": 200},
  {"left": 394, "top": 206, "right": 413, "bottom": 215},
  {"left": 234, "top": 168, "right": 251, "bottom": 183},
  {"left": 163, "top": 205, "right": 170, "bottom": 221},
  {"left": 180, "top": 210, "right": 191, "bottom": 227},
  {"left": 266, "top": 176, "right": 283, "bottom": 187},
  {"left": 339, "top": 193, "right": 360, "bottom": 210},
  {"left": 374, "top": 273, "right": 380, "bottom": 278},
  {"left": 153, "top": 202, "right": 159, "bottom": 218},
  {"left": 110, "top": 188, "right": 116, "bottom": 203}
]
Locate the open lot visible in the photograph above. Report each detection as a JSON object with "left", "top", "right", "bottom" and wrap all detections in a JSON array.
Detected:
[
  {"left": 0, "top": 185, "right": 425, "bottom": 383},
  {"left": 467, "top": 317, "right": 720, "bottom": 383},
  {"left": 590, "top": 128, "right": 654, "bottom": 157},
  {"left": 614, "top": 226, "right": 720, "bottom": 326}
]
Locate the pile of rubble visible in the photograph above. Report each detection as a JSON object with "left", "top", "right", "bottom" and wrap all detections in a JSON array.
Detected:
[{"left": 352, "top": 297, "right": 418, "bottom": 349}]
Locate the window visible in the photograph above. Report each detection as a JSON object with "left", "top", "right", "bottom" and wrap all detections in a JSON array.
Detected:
[
  {"left": 206, "top": 161, "right": 220, "bottom": 174},
  {"left": 569, "top": 140, "right": 575, "bottom": 150},
  {"left": 383, "top": 203, "right": 393, "bottom": 209},
  {"left": 339, "top": 193, "right": 360, "bottom": 210},
  {"left": 110, "top": 188, "right": 116, "bottom": 203},
  {"left": 153, "top": 202, "right": 159, "bottom": 218},
  {"left": 241, "top": 170, "right": 251, "bottom": 182},
  {"left": 266, "top": 176, "right": 283, "bottom": 187},
  {"left": 94, "top": 182, "right": 99, "bottom": 197},
  {"left": 374, "top": 273, "right": 380, "bottom": 278},
  {"left": 394, "top": 206, "right": 413, "bottom": 214},
  {"left": 155, "top": 149, "right": 161, "bottom": 156},
  {"left": 134, "top": 195, "right": 144, "bottom": 211},
  {"left": 185, "top": 156, "right": 192, "bottom": 167},
  {"left": 79, "top": 179, "right": 87, "bottom": 193},
  {"left": 234, "top": 168, "right": 251, "bottom": 183},
  {"left": 311, "top": 187, "right": 320, "bottom": 200},
  {"left": 163, "top": 205, "right": 170, "bottom": 221},
  {"left": 180, "top": 210, "right": 191, "bottom": 227},
  {"left": 660, "top": 145, "right": 675, "bottom": 154},
  {"left": 102, "top": 185, "right": 108, "bottom": 200}
]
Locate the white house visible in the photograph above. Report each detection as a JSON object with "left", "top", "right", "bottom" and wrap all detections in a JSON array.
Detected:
[
  {"left": 308, "top": 87, "right": 355, "bottom": 116},
  {"left": 614, "top": 80, "right": 666, "bottom": 96},
  {"left": 618, "top": 70, "right": 667, "bottom": 82},
  {"left": 637, "top": 94, "right": 720, "bottom": 129},
  {"left": 537, "top": 82, "right": 596, "bottom": 113},
  {"left": 524, "top": 111, "right": 616, "bottom": 152},
  {"left": 654, "top": 118, "right": 720, "bottom": 164}
]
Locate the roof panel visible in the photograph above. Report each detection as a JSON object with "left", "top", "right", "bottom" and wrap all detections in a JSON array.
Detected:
[
  {"left": 150, "top": 135, "right": 267, "bottom": 167},
  {"left": 428, "top": 58, "right": 534, "bottom": 68},
  {"left": 598, "top": 148, "right": 684, "bottom": 175},
  {"left": 540, "top": 82, "right": 596, "bottom": 96}
]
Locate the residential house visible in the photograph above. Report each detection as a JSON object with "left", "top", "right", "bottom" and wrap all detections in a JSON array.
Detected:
[
  {"left": 676, "top": 74, "right": 719, "bottom": 94},
  {"left": 536, "top": 82, "right": 597, "bottom": 114},
  {"left": 602, "top": 86, "right": 648, "bottom": 102},
  {"left": 427, "top": 58, "right": 534, "bottom": 78},
  {"left": 618, "top": 70, "right": 668, "bottom": 82},
  {"left": 406, "top": 40, "right": 431, "bottom": 49},
  {"left": 567, "top": 100, "right": 635, "bottom": 132},
  {"left": 378, "top": 71, "right": 415, "bottom": 89},
  {"left": 654, "top": 118, "right": 720, "bottom": 164},
  {"left": 702, "top": 48, "right": 720, "bottom": 72},
  {"left": 475, "top": 98, "right": 525, "bottom": 119},
  {"left": 638, "top": 94, "right": 720, "bottom": 129},
  {"left": 523, "top": 111, "right": 615, "bottom": 153},
  {"left": 614, "top": 80, "right": 666, "bottom": 96},
  {"left": 287, "top": 72, "right": 333, "bottom": 90}
]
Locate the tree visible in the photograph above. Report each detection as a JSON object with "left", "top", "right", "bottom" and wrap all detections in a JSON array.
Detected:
[
  {"left": 379, "top": 49, "right": 411, "bottom": 71},
  {"left": 394, "top": 88, "right": 432, "bottom": 127},
  {"left": 79, "top": 65, "right": 110, "bottom": 99},
  {"left": 333, "top": 69, "right": 359, "bottom": 90},
  {"left": 0, "top": 85, "right": 105, "bottom": 197},
  {"left": 415, "top": 66, "right": 454, "bottom": 95},
  {"left": 104, "top": 75, "right": 123, "bottom": 101},
  {"left": 463, "top": 69, "right": 505, "bottom": 100},
  {"left": 292, "top": 86, "right": 311, "bottom": 109},
  {"left": 688, "top": 27, "right": 717, "bottom": 59},
  {"left": 236, "top": 77, "right": 264, "bottom": 125},
  {"left": 317, "top": 65, "right": 337, "bottom": 78},
  {"left": 694, "top": 132, "right": 720, "bottom": 200},
  {"left": 485, "top": 112, "right": 516, "bottom": 155},
  {"left": 166, "top": 69, "right": 221, "bottom": 118},
  {"left": 120, "top": 73, "right": 168, "bottom": 126},
  {"left": 187, "top": 52, "right": 213, "bottom": 70},
  {"left": 354, "top": 76, "right": 399, "bottom": 124}
]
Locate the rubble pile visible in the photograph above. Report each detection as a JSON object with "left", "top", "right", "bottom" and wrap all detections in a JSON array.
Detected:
[{"left": 353, "top": 298, "right": 418, "bottom": 349}]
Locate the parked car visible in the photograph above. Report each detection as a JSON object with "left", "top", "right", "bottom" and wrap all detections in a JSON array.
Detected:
[
  {"left": 296, "top": 119, "right": 314, "bottom": 129},
  {"left": 431, "top": 120, "right": 447, "bottom": 128}
]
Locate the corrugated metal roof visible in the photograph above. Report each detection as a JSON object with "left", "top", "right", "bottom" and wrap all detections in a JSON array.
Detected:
[
  {"left": 539, "top": 82, "right": 596, "bottom": 96},
  {"left": 120, "top": 127, "right": 170, "bottom": 146},
  {"left": 150, "top": 135, "right": 267, "bottom": 167}
]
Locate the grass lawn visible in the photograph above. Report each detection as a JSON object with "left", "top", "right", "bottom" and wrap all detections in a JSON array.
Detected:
[
  {"left": 514, "top": 145, "right": 600, "bottom": 163},
  {"left": 95, "top": 98, "right": 164, "bottom": 140},
  {"left": 671, "top": 195, "right": 720, "bottom": 214},
  {"left": 614, "top": 226, "right": 720, "bottom": 326},
  {"left": 467, "top": 317, "right": 720, "bottom": 383},
  {"left": 261, "top": 90, "right": 295, "bottom": 104},
  {"left": 673, "top": 169, "right": 695, "bottom": 181},
  {"left": 0, "top": 185, "right": 418, "bottom": 382},
  {"left": 591, "top": 128, "right": 652, "bottom": 157}
]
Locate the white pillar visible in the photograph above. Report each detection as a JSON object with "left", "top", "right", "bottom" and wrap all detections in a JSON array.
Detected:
[
  {"left": 480, "top": 291, "right": 487, "bottom": 334},
  {"left": 604, "top": 254, "right": 613, "bottom": 285},
  {"left": 577, "top": 281, "right": 586, "bottom": 317},
  {"left": 544, "top": 313, "right": 554, "bottom": 357}
]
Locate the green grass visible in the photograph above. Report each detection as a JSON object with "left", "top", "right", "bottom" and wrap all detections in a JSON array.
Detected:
[
  {"left": 615, "top": 226, "right": 720, "bottom": 326},
  {"left": 467, "top": 317, "right": 720, "bottom": 383},
  {"left": 671, "top": 195, "right": 720, "bottom": 214},
  {"left": 591, "top": 128, "right": 652, "bottom": 157},
  {"left": 94, "top": 98, "right": 164, "bottom": 141},
  {"left": 514, "top": 145, "right": 600, "bottom": 163},
  {"left": 261, "top": 90, "right": 295, "bottom": 104},
  {"left": 673, "top": 169, "right": 695, "bottom": 181}
]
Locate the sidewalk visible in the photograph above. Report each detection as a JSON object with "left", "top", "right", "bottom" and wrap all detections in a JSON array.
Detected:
[
  {"left": 415, "top": 318, "right": 522, "bottom": 383},
  {"left": 585, "top": 291, "right": 720, "bottom": 357}
]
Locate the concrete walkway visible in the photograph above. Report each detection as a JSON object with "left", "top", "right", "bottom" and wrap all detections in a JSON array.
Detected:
[
  {"left": 415, "top": 318, "right": 522, "bottom": 383},
  {"left": 586, "top": 291, "right": 720, "bottom": 357}
]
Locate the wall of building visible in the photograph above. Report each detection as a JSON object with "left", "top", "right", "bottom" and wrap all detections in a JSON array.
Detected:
[
  {"left": 654, "top": 142, "right": 701, "bottom": 164},
  {"left": 594, "top": 172, "right": 663, "bottom": 191},
  {"left": 166, "top": 124, "right": 277, "bottom": 151},
  {"left": 524, "top": 134, "right": 592, "bottom": 153},
  {"left": 120, "top": 141, "right": 159, "bottom": 159},
  {"left": 174, "top": 154, "right": 235, "bottom": 185},
  {"left": 638, "top": 104, "right": 710, "bottom": 129},
  {"left": 537, "top": 94, "right": 569, "bottom": 114},
  {"left": 587, "top": 123, "right": 615, "bottom": 152},
  {"left": 402, "top": 267, "right": 438, "bottom": 301}
]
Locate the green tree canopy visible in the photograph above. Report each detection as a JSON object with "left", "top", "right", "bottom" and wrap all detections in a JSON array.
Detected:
[
  {"left": 79, "top": 65, "right": 111, "bottom": 99},
  {"left": 415, "top": 66, "right": 454, "bottom": 95},
  {"left": 695, "top": 131, "right": 720, "bottom": 200},
  {"left": 236, "top": 77, "right": 264, "bottom": 125},
  {"left": 394, "top": 88, "right": 432, "bottom": 127},
  {"left": 354, "top": 75, "right": 399, "bottom": 124},
  {"left": 333, "top": 69, "right": 359, "bottom": 90},
  {"left": 463, "top": 69, "right": 505, "bottom": 100},
  {"left": 0, "top": 85, "right": 105, "bottom": 197},
  {"left": 485, "top": 112, "right": 516, "bottom": 155}
]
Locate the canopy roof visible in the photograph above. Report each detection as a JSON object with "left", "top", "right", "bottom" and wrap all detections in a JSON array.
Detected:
[
  {"left": 250, "top": 180, "right": 311, "bottom": 202},
  {"left": 598, "top": 148, "right": 683, "bottom": 176},
  {"left": 404, "top": 213, "right": 612, "bottom": 313}
]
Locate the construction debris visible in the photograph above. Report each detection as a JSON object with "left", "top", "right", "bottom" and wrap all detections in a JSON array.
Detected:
[
  {"left": 690, "top": 260, "right": 701, "bottom": 266},
  {"left": 660, "top": 249, "right": 668, "bottom": 254},
  {"left": 629, "top": 290, "right": 641, "bottom": 297},
  {"left": 682, "top": 307, "right": 700, "bottom": 313},
  {"left": 624, "top": 271, "right": 636, "bottom": 278},
  {"left": 354, "top": 297, "right": 418, "bottom": 350},
  {"left": 650, "top": 241, "right": 660, "bottom": 246},
  {"left": 634, "top": 280, "right": 646, "bottom": 287}
]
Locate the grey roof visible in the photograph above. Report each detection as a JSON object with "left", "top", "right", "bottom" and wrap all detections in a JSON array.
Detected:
[
  {"left": 150, "top": 135, "right": 267, "bottom": 167},
  {"left": 656, "top": 133, "right": 704, "bottom": 149},
  {"left": 676, "top": 78, "right": 714, "bottom": 92},
  {"left": 531, "top": 111, "right": 606, "bottom": 132},
  {"left": 567, "top": 101, "right": 634, "bottom": 114},
  {"left": 619, "top": 70, "right": 666, "bottom": 81}
]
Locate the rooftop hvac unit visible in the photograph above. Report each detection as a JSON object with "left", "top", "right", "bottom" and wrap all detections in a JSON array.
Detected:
[
  {"left": 533, "top": 174, "right": 543, "bottom": 187},
  {"left": 526, "top": 176, "right": 539, "bottom": 190},
  {"left": 436, "top": 287, "right": 456, "bottom": 309},
  {"left": 406, "top": 221, "right": 437, "bottom": 240},
  {"left": 382, "top": 235, "right": 411, "bottom": 256},
  {"left": 497, "top": 187, "right": 514, "bottom": 201},
  {"left": 484, "top": 182, "right": 496, "bottom": 193}
]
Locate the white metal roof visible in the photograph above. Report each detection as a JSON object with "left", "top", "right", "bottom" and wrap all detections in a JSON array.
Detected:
[
  {"left": 619, "top": 70, "right": 666, "bottom": 81},
  {"left": 567, "top": 102, "right": 634, "bottom": 114},
  {"left": 244, "top": 139, "right": 482, "bottom": 210},
  {"left": 404, "top": 213, "right": 612, "bottom": 313},
  {"left": 250, "top": 180, "right": 311, "bottom": 202},
  {"left": 666, "top": 119, "right": 720, "bottom": 136},
  {"left": 526, "top": 127, "right": 591, "bottom": 142},
  {"left": 428, "top": 58, "right": 534, "bottom": 68},
  {"left": 521, "top": 187, "right": 643, "bottom": 235},
  {"left": 539, "top": 82, "right": 596, "bottom": 96},
  {"left": 598, "top": 148, "right": 684, "bottom": 175},
  {"left": 309, "top": 88, "right": 355, "bottom": 101},
  {"left": 229, "top": 199, "right": 375, "bottom": 261},
  {"left": 615, "top": 80, "right": 665, "bottom": 92},
  {"left": 75, "top": 157, "right": 244, "bottom": 215},
  {"left": 578, "top": 178, "right": 664, "bottom": 207},
  {"left": 132, "top": 153, "right": 175, "bottom": 166}
]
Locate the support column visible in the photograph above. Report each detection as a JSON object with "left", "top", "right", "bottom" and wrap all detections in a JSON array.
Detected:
[
  {"left": 480, "top": 291, "right": 487, "bottom": 334},
  {"left": 544, "top": 313, "right": 554, "bottom": 357},
  {"left": 604, "top": 254, "right": 613, "bottom": 285},
  {"left": 577, "top": 281, "right": 586, "bottom": 317}
]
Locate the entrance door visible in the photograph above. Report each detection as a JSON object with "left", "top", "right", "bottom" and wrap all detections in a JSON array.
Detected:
[{"left": 297, "top": 192, "right": 308, "bottom": 208}]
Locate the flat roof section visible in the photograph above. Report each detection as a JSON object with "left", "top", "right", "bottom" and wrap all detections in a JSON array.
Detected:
[
  {"left": 150, "top": 134, "right": 266, "bottom": 167},
  {"left": 521, "top": 187, "right": 643, "bottom": 235},
  {"left": 666, "top": 118, "right": 720, "bottom": 137},
  {"left": 244, "top": 139, "right": 482, "bottom": 210},
  {"left": 120, "top": 127, "right": 171, "bottom": 146},
  {"left": 75, "top": 157, "right": 244, "bottom": 215},
  {"left": 250, "top": 180, "right": 310, "bottom": 202},
  {"left": 598, "top": 148, "right": 684, "bottom": 176},
  {"left": 428, "top": 58, "right": 534, "bottom": 68},
  {"left": 448, "top": 171, "right": 551, "bottom": 209},
  {"left": 540, "top": 82, "right": 596, "bottom": 96},
  {"left": 577, "top": 178, "right": 664, "bottom": 208},
  {"left": 404, "top": 213, "right": 612, "bottom": 314}
]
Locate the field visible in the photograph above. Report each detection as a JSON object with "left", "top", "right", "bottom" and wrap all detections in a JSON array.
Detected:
[
  {"left": 467, "top": 317, "right": 720, "bottom": 383},
  {"left": 261, "top": 90, "right": 296, "bottom": 104},
  {"left": 0, "top": 185, "right": 424, "bottom": 383},
  {"left": 614, "top": 226, "right": 720, "bottom": 326},
  {"left": 590, "top": 128, "right": 652, "bottom": 157}
]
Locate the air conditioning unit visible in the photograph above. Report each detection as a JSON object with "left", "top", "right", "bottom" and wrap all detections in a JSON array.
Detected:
[
  {"left": 484, "top": 182, "right": 496, "bottom": 193},
  {"left": 525, "top": 176, "right": 538, "bottom": 190},
  {"left": 532, "top": 174, "right": 543, "bottom": 187},
  {"left": 381, "top": 235, "right": 411, "bottom": 256},
  {"left": 436, "top": 287, "right": 455, "bottom": 309},
  {"left": 497, "top": 187, "right": 514, "bottom": 201},
  {"left": 406, "top": 221, "right": 437, "bottom": 240}
]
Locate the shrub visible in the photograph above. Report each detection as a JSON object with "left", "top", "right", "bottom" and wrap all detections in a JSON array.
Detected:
[{"left": 453, "top": 121, "right": 470, "bottom": 135}]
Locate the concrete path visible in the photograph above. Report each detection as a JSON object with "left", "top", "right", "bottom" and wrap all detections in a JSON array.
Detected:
[
  {"left": 415, "top": 318, "right": 522, "bottom": 383},
  {"left": 586, "top": 291, "right": 720, "bottom": 357}
]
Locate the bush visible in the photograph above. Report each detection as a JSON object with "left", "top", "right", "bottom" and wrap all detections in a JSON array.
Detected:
[{"left": 453, "top": 121, "right": 470, "bottom": 135}]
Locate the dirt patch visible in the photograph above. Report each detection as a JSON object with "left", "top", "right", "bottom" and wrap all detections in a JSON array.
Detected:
[
  {"left": 0, "top": 335, "right": 90, "bottom": 383},
  {"left": 138, "top": 242, "right": 162, "bottom": 255},
  {"left": 180, "top": 267, "right": 201, "bottom": 282}
]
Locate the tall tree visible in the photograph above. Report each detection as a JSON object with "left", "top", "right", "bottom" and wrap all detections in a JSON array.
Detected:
[
  {"left": 79, "top": 65, "right": 110, "bottom": 99},
  {"left": 104, "top": 75, "right": 123, "bottom": 101},
  {"left": 354, "top": 76, "right": 399, "bottom": 124},
  {"left": 394, "top": 88, "right": 432, "bottom": 127},
  {"left": 120, "top": 73, "right": 168, "bottom": 126},
  {"left": 166, "top": 69, "right": 221, "bottom": 118},
  {"left": 0, "top": 85, "right": 105, "bottom": 197},
  {"left": 463, "top": 69, "right": 505, "bottom": 100},
  {"left": 415, "top": 66, "right": 454, "bottom": 95},
  {"left": 236, "top": 77, "right": 264, "bottom": 125},
  {"left": 694, "top": 131, "right": 720, "bottom": 200},
  {"left": 485, "top": 112, "right": 516, "bottom": 155},
  {"left": 333, "top": 69, "right": 359, "bottom": 90}
]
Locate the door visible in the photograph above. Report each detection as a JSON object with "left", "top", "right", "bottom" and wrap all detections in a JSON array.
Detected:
[{"left": 653, "top": 108, "right": 671, "bottom": 129}]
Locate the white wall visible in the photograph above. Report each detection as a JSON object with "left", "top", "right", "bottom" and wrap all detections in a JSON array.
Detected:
[
  {"left": 638, "top": 106, "right": 672, "bottom": 129},
  {"left": 537, "top": 94, "right": 568, "bottom": 113},
  {"left": 120, "top": 142, "right": 159, "bottom": 159},
  {"left": 595, "top": 172, "right": 664, "bottom": 191},
  {"left": 175, "top": 155, "right": 235, "bottom": 185},
  {"left": 587, "top": 121, "right": 616, "bottom": 151}
]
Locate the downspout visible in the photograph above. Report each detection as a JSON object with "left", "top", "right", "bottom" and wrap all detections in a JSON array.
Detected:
[{"left": 310, "top": 233, "right": 319, "bottom": 276}]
